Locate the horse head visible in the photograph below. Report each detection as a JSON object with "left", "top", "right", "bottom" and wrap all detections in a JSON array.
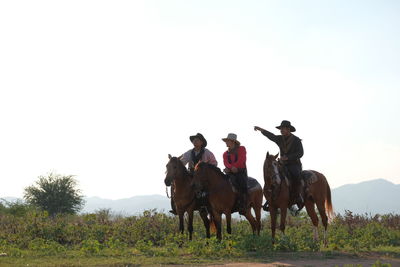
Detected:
[
  {"left": 164, "top": 154, "right": 186, "bottom": 186},
  {"left": 263, "top": 152, "right": 280, "bottom": 199}
]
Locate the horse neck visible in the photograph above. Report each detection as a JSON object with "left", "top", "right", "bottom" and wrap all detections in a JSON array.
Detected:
[
  {"left": 174, "top": 169, "right": 193, "bottom": 191},
  {"left": 264, "top": 161, "right": 274, "bottom": 188},
  {"left": 204, "top": 168, "right": 229, "bottom": 191}
]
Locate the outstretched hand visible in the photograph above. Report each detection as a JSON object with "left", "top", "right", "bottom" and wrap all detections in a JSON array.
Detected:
[{"left": 254, "top": 126, "right": 263, "bottom": 132}]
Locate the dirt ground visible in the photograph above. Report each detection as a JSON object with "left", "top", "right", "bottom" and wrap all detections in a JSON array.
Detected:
[{"left": 208, "top": 257, "right": 400, "bottom": 267}]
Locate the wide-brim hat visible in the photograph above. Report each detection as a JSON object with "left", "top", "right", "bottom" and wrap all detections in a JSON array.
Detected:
[
  {"left": 222, "top": 133, "right": 241, "bottom": 146},
  {"left": 189, "top": 133, "right": 207, "bottom": 148},
  {"left": 276, "top": 120, "right": 296, "bottom": 132}
]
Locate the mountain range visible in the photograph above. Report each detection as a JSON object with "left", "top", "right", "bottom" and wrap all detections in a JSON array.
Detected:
[
  {"left": 2, "top": 179, "right": 399, "bottom": 216},
  {"left": 331, "top": 178, "right": 399, "bottom": 215}
]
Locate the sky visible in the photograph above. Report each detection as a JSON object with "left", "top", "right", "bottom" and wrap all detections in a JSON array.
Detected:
[{"left": 0, "top": 1, "right": 399, "bottom": 200}]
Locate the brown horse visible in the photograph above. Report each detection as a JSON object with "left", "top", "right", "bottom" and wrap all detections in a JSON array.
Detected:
[
  {"left": 263, "top": 152, "right": 333, "bottom": 245},
  {"left": 193, "top": 162, "right": 263, "bottom": 240},
  {"left": 164, "top": 155, "right": 211, "bottom": 240}
]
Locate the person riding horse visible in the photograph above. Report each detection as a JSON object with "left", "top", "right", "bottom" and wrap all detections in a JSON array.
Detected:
[
  {"left": 169, "top": 133, "right": 218, "bottom": 215},
  {"left": 222, "top": 133, "right": 248, "bottom": 215},
  {"left": 254, "top": 120, "right": 305, "bottom": 213}
]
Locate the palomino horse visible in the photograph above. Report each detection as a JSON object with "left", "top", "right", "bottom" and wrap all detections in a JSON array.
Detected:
[
  {"left": 164, "top": 155, "right": 211, "bottom": 240},
  {"left": 193, "top": 162, "right": 263, "bottom": 240},
  {"left": 263, "top": 152, "right": 333, "bottom": 245}
]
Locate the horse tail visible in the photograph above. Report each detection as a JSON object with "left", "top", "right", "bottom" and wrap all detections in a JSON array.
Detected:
[
  {"left": 325, "top": 182, "right": 334, "bottom": 220},
  {"left": 209, "top": 214, "right": 217, "bottom": 234}
]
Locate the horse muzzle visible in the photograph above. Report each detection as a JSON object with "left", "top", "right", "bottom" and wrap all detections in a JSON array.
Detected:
[{"left": 164, "top": 176, "right": 173, "bottom": 186}]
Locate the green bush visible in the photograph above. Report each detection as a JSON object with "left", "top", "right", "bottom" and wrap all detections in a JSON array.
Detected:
[
  {"left": 236, "top": 233, "right": 274, "bottom": 254},
  {"left": 80, "top": 239, "right": 103, "bottom": 255},
  {"left": 28, "top": 238, "right": 66, "bottom": 256}
]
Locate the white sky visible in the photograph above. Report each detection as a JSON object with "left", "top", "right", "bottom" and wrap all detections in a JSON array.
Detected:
[{"left": 1, "top": 1, "right": 399, "bottom": 199}]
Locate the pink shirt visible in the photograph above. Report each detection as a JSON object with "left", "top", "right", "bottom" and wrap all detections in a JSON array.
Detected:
[{"left": 180, "top": 148, "right": 218, "bottom": 169}]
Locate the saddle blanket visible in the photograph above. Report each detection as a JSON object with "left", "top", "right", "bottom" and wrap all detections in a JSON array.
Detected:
[
  {"left": 229, "top": 176, "right": 260, "bottom": 193},
  {"left": 301, "top": 170, "right": 318, "bottom": 185}
]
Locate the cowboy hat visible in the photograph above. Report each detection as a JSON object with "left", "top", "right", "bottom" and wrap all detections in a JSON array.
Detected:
[
  {"left": 222, "top": 133, "right": 241, "bottom": 146},
  {"left": 276, "top": 120, "right": 296, "bottom": 132},
  {"left": 189, "top": 133, "right": 207, "bottom": 148}
]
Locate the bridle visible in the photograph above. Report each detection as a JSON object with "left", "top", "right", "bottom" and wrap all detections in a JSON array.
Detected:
[{"left": 271, "top": 161, "right": 282, "bottom": 184}]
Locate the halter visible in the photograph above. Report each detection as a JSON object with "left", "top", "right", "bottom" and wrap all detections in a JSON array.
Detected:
[
  {"left": 271, "top": 161, "right": 282, "bottom": 185},
  {"left": 265, "top": 159, "right": 284, "bottom": 197}
]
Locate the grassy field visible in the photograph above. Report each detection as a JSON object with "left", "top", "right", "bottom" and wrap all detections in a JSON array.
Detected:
[{"left": 0, "top": 204, "right": 399, "bottom": 266}]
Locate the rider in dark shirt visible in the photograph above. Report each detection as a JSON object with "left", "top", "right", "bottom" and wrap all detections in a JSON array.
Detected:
[{"left": 254, "top": 120, "right": 305, "bottom": 212}]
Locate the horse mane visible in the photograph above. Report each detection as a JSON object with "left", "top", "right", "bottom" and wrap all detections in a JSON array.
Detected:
[{"left": 196, "top": 162, "right": 226, "bottom": 179}]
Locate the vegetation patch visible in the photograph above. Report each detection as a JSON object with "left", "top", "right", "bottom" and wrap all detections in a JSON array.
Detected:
[{"left": 0, "top": 202, "right": 399, "bottom": 266}]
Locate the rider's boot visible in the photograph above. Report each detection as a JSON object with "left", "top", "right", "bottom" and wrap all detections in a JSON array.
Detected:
[
  {"left": 196, "top": 190, "right": 208, "bottom": 213},
  {"left": 295, "top": 180, "right": 305, "bottom": 211},
  {"left": 238, "top": 193, "right": 248, "bottom": 215}
]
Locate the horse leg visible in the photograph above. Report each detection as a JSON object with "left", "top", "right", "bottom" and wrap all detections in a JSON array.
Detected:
[
  {"left": 254, "top": 204, "right": 262, "bottom": 235},
  {"left": 305, "top": 201, "right": 319, "bottom": 242},
  {"left": 199, "top": 210, "right": 210, "bottom": 238},
  {"left": 244, "top": 209, "right": 257, "bottom": 235},
  {"left": 252, "top": 191, "right": 263, "bottom": 235},
  {"left": 279, "top": 205, "right": 287, "bottom": 235},
  {"left": 270, "top": 207, "right": 278, "bottom": 244},
  {"left": 187, "top": 210, "right": 194, "bottom": 240},
  {"left": 178, "top": 212, "right": 185, "bottom": 235},
  {"left": 212, "top": 211, "right": 223, "bottom": 240},
  {"left": 316, "top": 200, "right": 329, "bottom": 247},
  {"left": 226, "top": 212, "right": 232, "bottom": 235}
]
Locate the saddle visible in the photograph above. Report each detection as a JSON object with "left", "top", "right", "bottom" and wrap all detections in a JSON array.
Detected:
[{"left": 228, "top": 176, "right": 260, "bottom": 214}]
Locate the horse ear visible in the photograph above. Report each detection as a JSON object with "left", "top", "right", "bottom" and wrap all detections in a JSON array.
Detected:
[
  {"left": 274, "top": 153, "right": 279, "bottom": 159},
  {"left": 266, "top": 151, "right": 269, "bottom": 158},
  {"left": 168, "top": 154, "right": 172, "bottom": 159}
]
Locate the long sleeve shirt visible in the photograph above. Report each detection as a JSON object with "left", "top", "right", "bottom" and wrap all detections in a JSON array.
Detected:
[
  {"left": 261, "top": 129, "right": 303, "bottom": 164},
  {"left": 180, "top": 148, "right": 218, "bottom": 169},
  {"left": 223, "top": 146, "right": 247, "bottom": 169}
]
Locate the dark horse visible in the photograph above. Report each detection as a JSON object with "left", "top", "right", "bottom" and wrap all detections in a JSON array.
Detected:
[
  {"left": 164, "top": 155, "right": 211, "bottom": 240},
  {"left": 193, "top": 162, "right": 263, "bottom": 240},
  {"left": 263, "top": 152, "right": 333, "bottom": 245}
]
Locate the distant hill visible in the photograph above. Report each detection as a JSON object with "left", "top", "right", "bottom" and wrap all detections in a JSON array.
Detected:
[
  {"left": 82, "top": 195, "right": 171, "bottom": 215},
  {"left": 331, "top": 178, "right": 400, "bottom": 215},
  {"left": 1, "top": 197, "right": 21, "bottom": 203},
  {"left": 83, "top": 179, "right": 400, "bottom": 215},
  {"left": 2, "top": 179, "right": 399, "bottom": 215},
  {"left": 77, "top": 178, "right": 400, "bottom": 215}
]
